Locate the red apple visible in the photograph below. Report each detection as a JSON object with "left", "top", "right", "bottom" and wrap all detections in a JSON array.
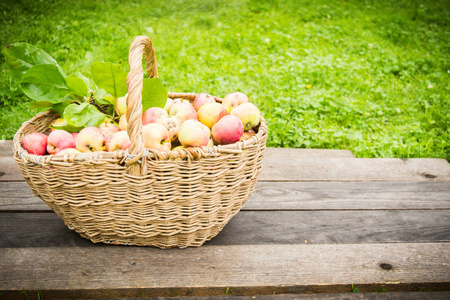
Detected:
[
  {"left": 193, "top": 93, "right": 215, "bottom": 111},
  {"left": 98, "top": 120, "right": 120, "bottom": 138},
  {"left": 21, "top": 133, "right": 48, "bottom": 155},
  {"left": 106, "top": 131, "right": 131, "bottom": 152},
  {"left": 178, "top": 120, "right": 210, "bottom": 147},
  {"left": 197, "top": 102, "right": 229, "bottom": 129},
  {"left": 222, "top": 92, "right": 249, "bottom": 113},
  {"left": 169, "top": 102, "right": 198, "bottom": 123},
  {"left": 142, "top": 107, "right": 168, "bottom": 125},
  {"left": 142, "top": 123, "right": 171, "bottom": 151},
  {"left": 211, "top": 115, "right": 244, "bottom": 145},
  {"left": 47, "top": 130, "right": 76, "bottom": 155},
  {"left": 239, "top": 129, "right": 256, "bottom": 141},
  {"left": 76, "top": 127, "right": 107, "bottom": 152},
  {"left": 156, "top": 115, "right": 182, "bottom": 142},
  {"left": 230, "top": 102, "right": 261, "bottom": 131}
]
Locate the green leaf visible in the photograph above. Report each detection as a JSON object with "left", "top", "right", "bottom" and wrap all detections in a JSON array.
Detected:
[
  {"left": 51, "top": 102, "right": 70, "bottom": 117},
  {"left": 29, "top": 101, "right": 53, "bottom": 109},
  {"left": 73, "top": 72, "right": 94, "bottom": 90},
  {"left": 142, "top": 78, "right": 168, "bottom": 111},
  {"left": 21, "top": 64, "right": 69, "bottom": 103},
  {"left": 63, "top": 102, "right": 106, "bottom": 128},
  {"left": 49, "top": 118, "right": 83, "bottom": 133},
  {"left": 66, "top": 76, "right": 88, "bottom": 96},
  {"left": 91, "top": 61, "right": 127, "bottom": 99},
  {"left": 3, "top": 43, "right": 64, "bottom": 80}
]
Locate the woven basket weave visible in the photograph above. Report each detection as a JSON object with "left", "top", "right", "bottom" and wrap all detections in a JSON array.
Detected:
[{"left": 12, "top": 36, "right": 267, "bottom": 248}]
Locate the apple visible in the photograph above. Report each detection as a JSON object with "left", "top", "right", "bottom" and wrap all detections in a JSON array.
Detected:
[
  {"left": 119, "top": 114, "right": 127, "bottom": 131},
  {"left": 142, "top": 107, "right": 168, "bottom": 125},
  {"left": 47, "top": 130, "right": 76, "bottom": 155},
  {"left": 115, "top": 95, "right": 127, "bottom": 116},
  {"left": 142, "top": 123, "right": 171, "bottom": 151},
  {"left": 76, "top": 127, "right": 107, "bottom": 152},
  {"left": 178, "top": 120, "right": 210, "bottom": 147},
  {"left": 211, "top": 115, "right": 244, "bottom": 145},
  {"left": 230, "top": 102, "right": 261, "bottom": 131},
  {"left": 164, "top": 98, "right": 175, "bottom": 113},
  {"left": 156, "top": 115, "right": 182, "bottom": 142},
  {"left": 98, "top": 120, "right": 120, "bottom": 138},
  {"left": 169, "top": 102, "right": 198, "bottom": 123},
  {"left": 56, "top": 148, "right": 81, "bottom": 155},
  {"left": 197, "top": 102, "right": 229, "bottom": 129},
  {"left": 193, "top": 93, "right": 215, "bottom": 111},
  {"left": 106, "top": 131, "right": 131, "bottom": 152},
  {"left": 239, "top": 129, "right": 256, "bottom": 141},
  {"left": 22, "top": 132, "right": 48, "bottom": 155},
  {"left": 71, "top": 132, "right": 79, "bottom": 140},
  {"left": 222, "top": 92, "right": 249, "bottom": 113},
  {"left": 207, "top": 135, "right": 214, "bottom": 147}
]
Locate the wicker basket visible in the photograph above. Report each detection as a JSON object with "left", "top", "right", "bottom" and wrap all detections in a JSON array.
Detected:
[{"left": 12, "top": 36, "right": 267, "bottom": 248}]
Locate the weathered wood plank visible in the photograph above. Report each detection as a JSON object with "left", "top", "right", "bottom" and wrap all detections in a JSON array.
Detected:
[
  {"left": 1, "top": 210, "right": 449, "bottom": 247},
  {"left": 2, "top": 181, "right": 450, "bottom": 212},
  {"left": 2, "top": 292, "right": 450, "bottom": 300},
  {"left": 0, "top": 181, "right": 48, "bottom": 211},
  {"left": 2, "top": 156, "right": 450, "bottom": 182},
  {"left": 69, "top": 292, "right": 450, "bottom": 300},
  {"left": 0, "top": 157, "right": 23, "bottom": 181},
  {"left": 1, "top": 243, "right": 449, "bottom": 298},
  {"left": 0, "top": 140, "right": 14, "bottom": 157},
  {"left": 246, "top": 181, "right": 450, "bottom": 210},
  {"left": 260, "top": 157, "right": 450, "bottom": 181}
]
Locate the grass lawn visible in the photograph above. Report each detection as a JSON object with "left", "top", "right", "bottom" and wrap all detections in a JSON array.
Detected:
[{"left": 1, "top": 0, "right": 449, "bottom": 159}]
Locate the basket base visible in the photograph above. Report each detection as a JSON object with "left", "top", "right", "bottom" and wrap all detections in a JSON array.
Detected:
[{"left": 75, "top": 225, "right": 224, "bottom": 249}]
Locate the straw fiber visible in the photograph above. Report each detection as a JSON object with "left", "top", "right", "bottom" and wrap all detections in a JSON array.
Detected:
[{"left": 12, "top": 36, "right": 267, "bottom": 248}]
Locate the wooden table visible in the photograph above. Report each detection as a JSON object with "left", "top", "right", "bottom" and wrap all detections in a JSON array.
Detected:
[{"left": 1, "top": 140, "right": 449, "bottom": 299}]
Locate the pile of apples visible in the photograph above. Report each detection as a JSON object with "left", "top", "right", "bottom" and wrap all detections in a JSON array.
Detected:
[{"left": 21, "top": 92, "right": 261, "bottom": 156}]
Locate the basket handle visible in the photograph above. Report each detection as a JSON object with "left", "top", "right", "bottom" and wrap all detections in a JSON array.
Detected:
[{"left": 125, "top": 36, "right": 158, "bottom": 175}]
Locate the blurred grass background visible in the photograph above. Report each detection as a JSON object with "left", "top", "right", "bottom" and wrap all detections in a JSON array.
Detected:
[{"left": 1, "top": 0, "right": 449, "bottom": 159}]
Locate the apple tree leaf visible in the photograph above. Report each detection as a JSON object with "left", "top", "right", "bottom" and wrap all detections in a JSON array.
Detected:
[
  {"left": 141, "top": 77, "right": 168, "bottom": 111},
  {"left": 66, "top": 76, "right": 88, "bottom": 97},
  {"left": 91, "top": 61, "right": 128, "bottom": 99},
  {"left": 3, "top": 42, "right": 65, "bottom": 80},
  {"left": 63, "top": 102, "right": 106, "bottom": 128},
  {"left": 21, "top": 64, "right": 70, "bottom": 104}
]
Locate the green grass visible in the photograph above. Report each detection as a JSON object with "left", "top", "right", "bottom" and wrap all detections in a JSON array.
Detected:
[{"left": 1, "top": 0, "right": 449, "bottom": 159}]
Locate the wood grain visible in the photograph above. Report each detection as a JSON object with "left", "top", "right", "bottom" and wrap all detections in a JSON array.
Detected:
[
  {"left": 0, "top": 157, "right": 23, "bottom": 181},
  {"left": 246, "top": 181, "right": 450, "bottom": 210},
  {"left": 260, "top": 157, "right": 450, "bottom": 181},
  {"left": 70, "top": 292, "right": 450, "bottom": 300},
  {"left": 2, "top": 210, "right": 449, "bottom": 247},
  {"left": 2, "top": 156, "right": 450, "bottom": 182},
  {"left": 0, "top": 140, "right": 14, "bottom": 157},
  {"left": 1, "top": 243, "right": 449, "bottom": 298},
  {"left": 2, "top": 181, "right": 450, "bottom": 212}
]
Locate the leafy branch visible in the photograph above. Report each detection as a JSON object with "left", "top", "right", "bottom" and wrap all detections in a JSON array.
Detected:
[{"left": 3, "top": 43, "right": 168, "bottom": 132}]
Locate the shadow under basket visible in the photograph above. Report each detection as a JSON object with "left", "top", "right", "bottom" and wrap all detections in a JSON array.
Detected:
[{"left": 12, "top": 36, "right": 268, "bottom": 249}]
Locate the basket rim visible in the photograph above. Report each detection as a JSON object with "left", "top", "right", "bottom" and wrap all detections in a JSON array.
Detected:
[{"left": 13, "top": 92, "right": 268, "bottom": 166}]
